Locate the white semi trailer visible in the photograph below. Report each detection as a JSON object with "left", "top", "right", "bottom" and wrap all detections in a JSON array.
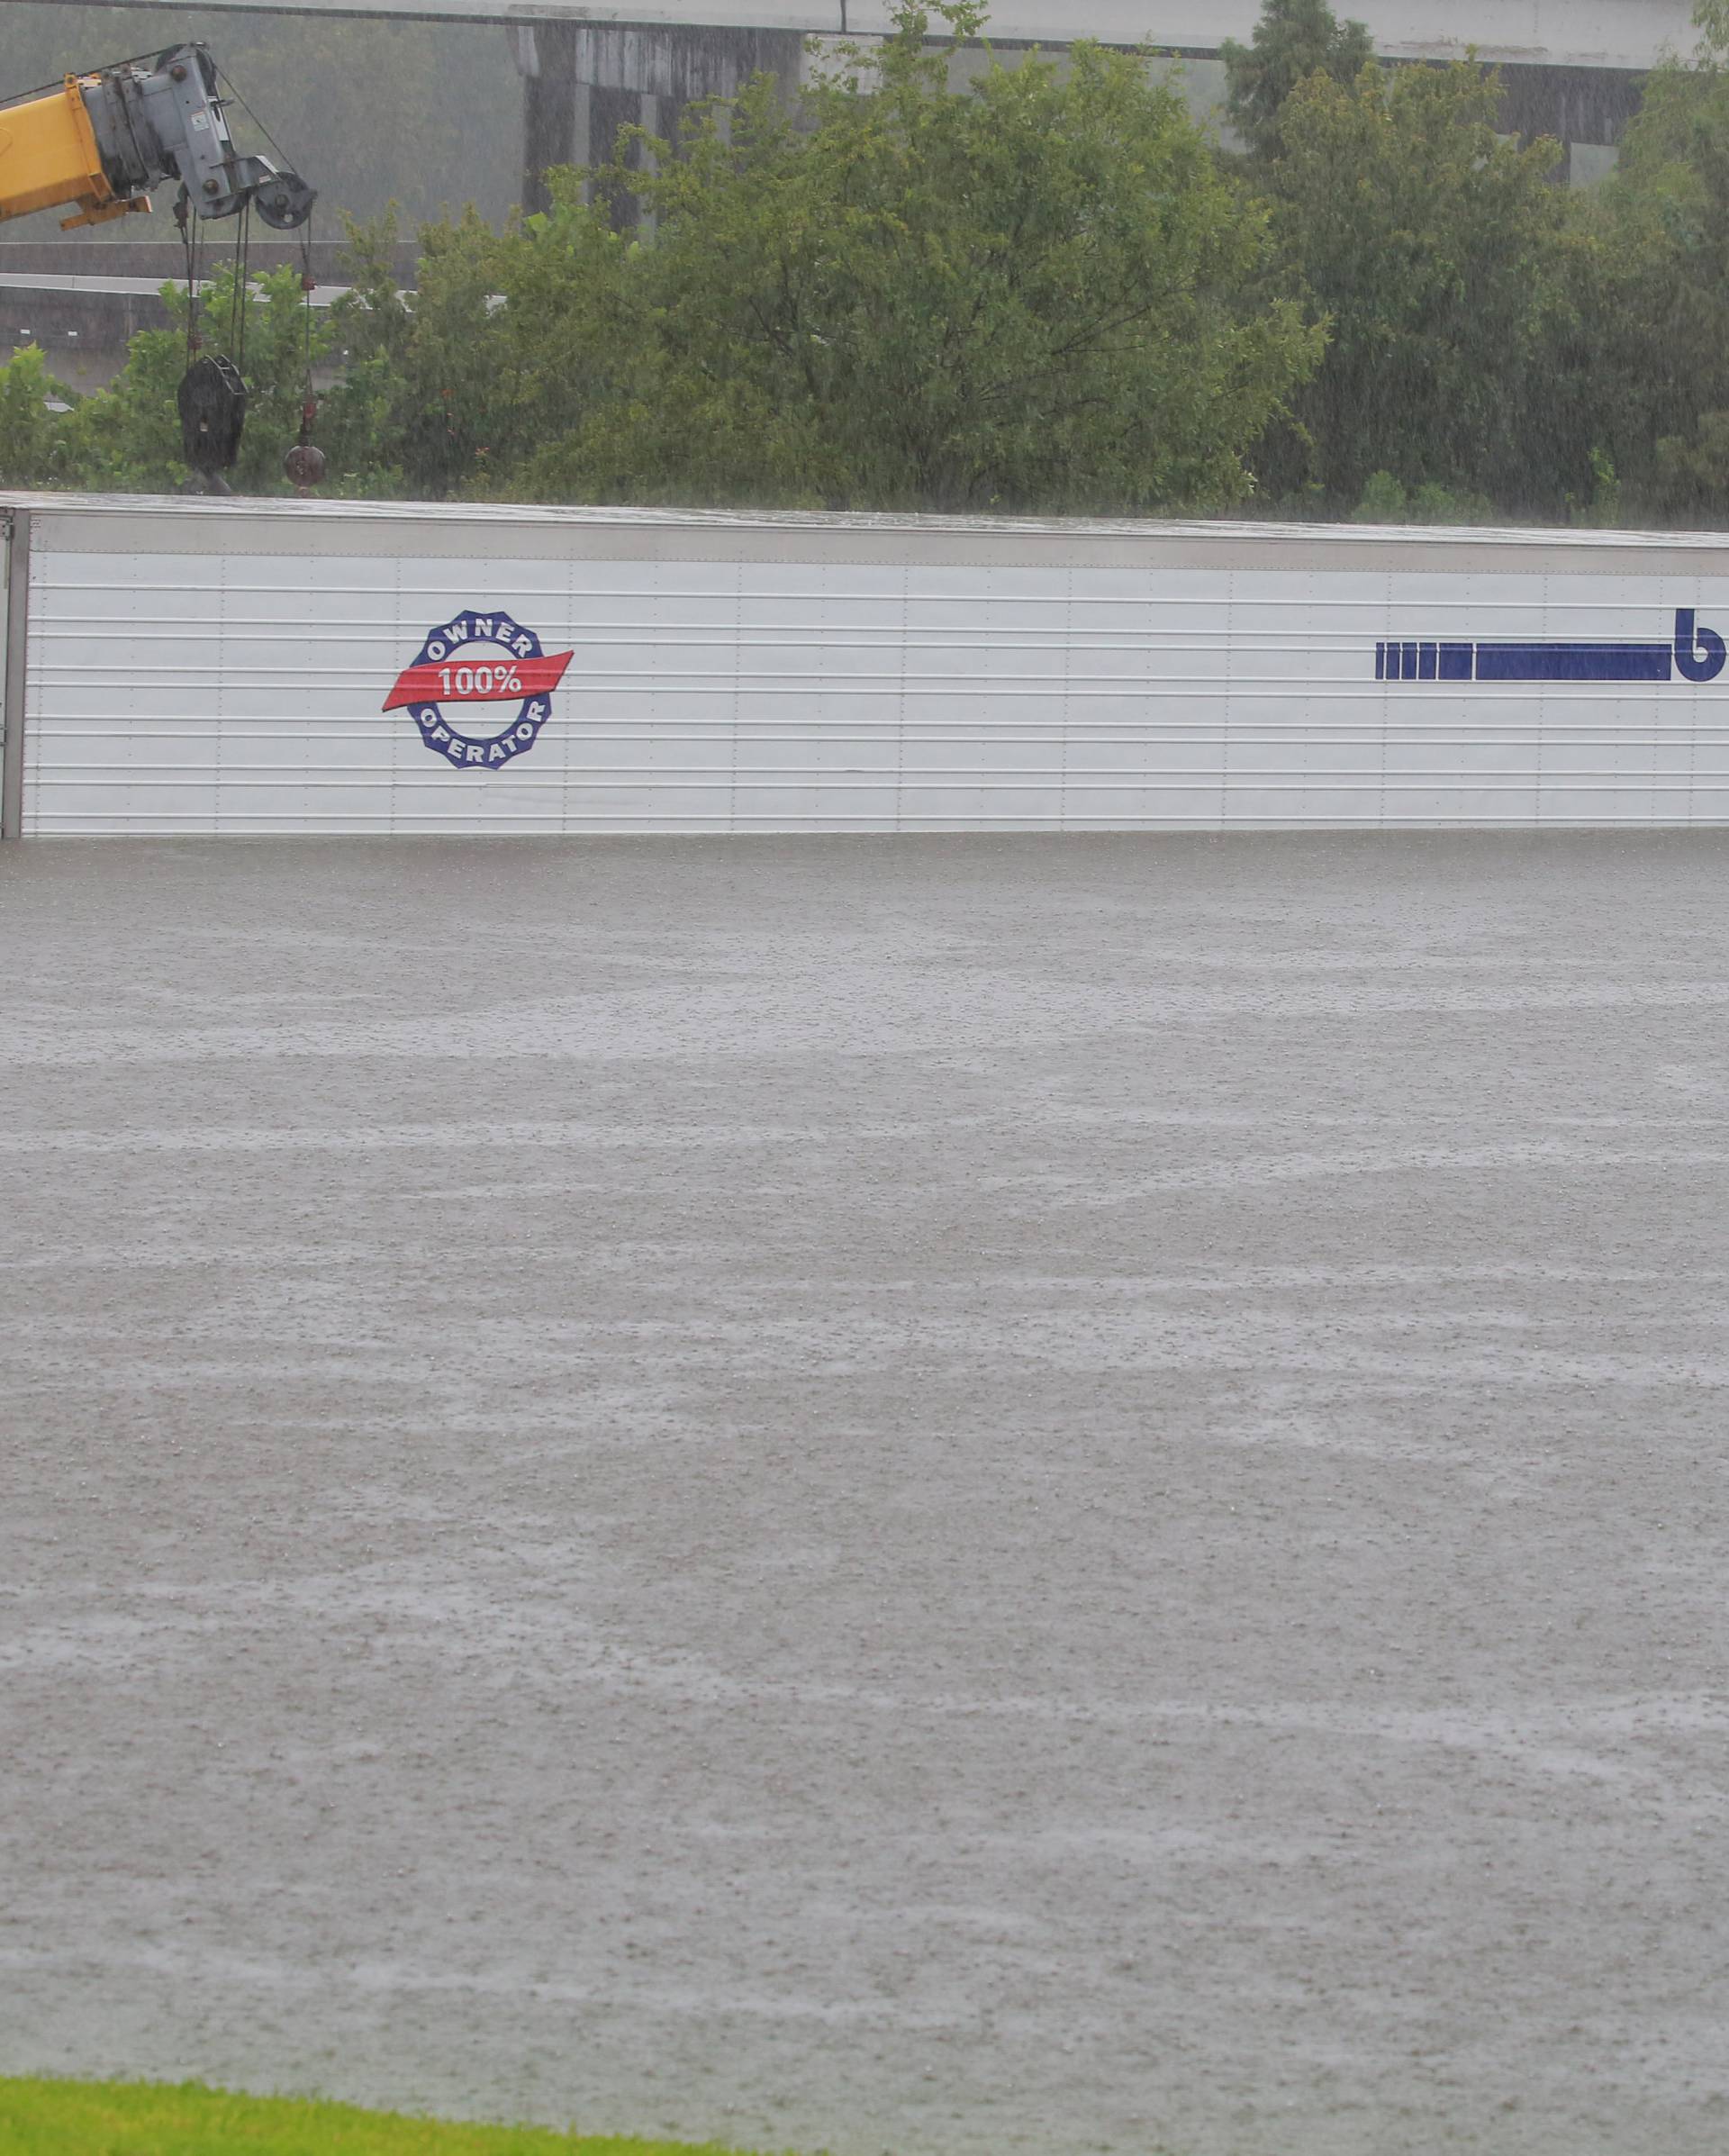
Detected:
[{"left": 5, "top": 490, "right": 1729, "bottom": 836}]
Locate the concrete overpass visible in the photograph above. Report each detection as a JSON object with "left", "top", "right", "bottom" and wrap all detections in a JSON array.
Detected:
[
  {"left": 47, "top": 3, "right": 1701, "bottom": 70},
  {"left": 55, "top": 2, "right": 1701, "bottom": 202}
]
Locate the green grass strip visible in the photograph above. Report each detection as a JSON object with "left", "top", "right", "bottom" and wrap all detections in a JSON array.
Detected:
[{"left": 0, "top": 2078, "right": 791, "bottom": 2156}]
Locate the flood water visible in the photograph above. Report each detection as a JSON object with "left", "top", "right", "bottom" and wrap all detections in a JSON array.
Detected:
[{"left": 3, "top": 833, "right": 1726, "bottom": 2156}]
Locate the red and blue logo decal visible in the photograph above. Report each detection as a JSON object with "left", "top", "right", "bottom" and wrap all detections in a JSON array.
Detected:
[{"left": 385, "top": 610, "right": 575, "bottom": 770}]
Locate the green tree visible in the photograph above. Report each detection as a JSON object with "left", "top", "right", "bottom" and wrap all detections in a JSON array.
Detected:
[
  {"left": 0, "top": 348, "right": 69, "bottom": 486},
  {"left": 1258, "top": 57, "right": 1588, "bottom": 515},
  {"left": 1349, "top": 469, "right": 1498, "bottom": 525},
  {"left": 1578, "top": 2, "right": 1729, "bottom": 521},
  {"left": 1219, "top": 0, "right": 1374, "bottom": 161},
  {"left": 320, "top": 210, "right": 521, "bottom": 498},
  {"left": 493, "top": 2, "right": 1323, "bottom": 514}
]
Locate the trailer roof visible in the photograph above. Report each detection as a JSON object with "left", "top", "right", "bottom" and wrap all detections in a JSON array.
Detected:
[{"left": 5, "top": 488, "right": 1728, "bottom": 556}]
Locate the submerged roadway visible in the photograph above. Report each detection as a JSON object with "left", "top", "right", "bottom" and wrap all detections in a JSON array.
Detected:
[{"left": 2, "top": 833, "right": 1726, "bottom": 2156}]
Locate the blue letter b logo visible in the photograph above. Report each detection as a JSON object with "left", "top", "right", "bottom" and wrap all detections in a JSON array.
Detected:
[{"left": 1676, "top": 609, "right": 1726, "bottom": 683}]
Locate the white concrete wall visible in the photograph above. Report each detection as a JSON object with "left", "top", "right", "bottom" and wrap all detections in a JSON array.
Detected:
[{"left": 58, "top": 0, "right": 1702, "bottom": 72}]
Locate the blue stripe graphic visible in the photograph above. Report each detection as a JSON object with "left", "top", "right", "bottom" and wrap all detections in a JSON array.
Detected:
[
  {"left": 1474, "top": 642, "right": 1671, "bottom": 683},
  {"left": 1377, "top": 612, "right": 1728, "bottom": 687}
]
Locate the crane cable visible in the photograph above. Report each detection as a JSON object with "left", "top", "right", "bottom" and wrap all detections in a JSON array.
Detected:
[
  {"left": 215, "top": 64, "right": 320, "bottom": 443},
  {"left": 177, "top": 185, "right": 204, "bottom": 368},
  {"left": 227, "top": 195, "right": 252, "bottom": 382},
  {"left": 0, "top": 50, "right": 167, "bottom": 109},
  {"left": 299, "top": 205, "right": 319, "bottom": 451}
]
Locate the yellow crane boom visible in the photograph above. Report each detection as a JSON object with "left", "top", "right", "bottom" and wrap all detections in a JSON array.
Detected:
[
  {"left": 0, "top": 46, "right": 313, "bottom": 232},
  {"left": 0, "top": 76, "right": 145, "bottom": 229}
]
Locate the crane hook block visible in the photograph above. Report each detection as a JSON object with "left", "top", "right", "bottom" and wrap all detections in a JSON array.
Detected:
[{"left": 179, "top": 354, "right": 249, "bottom": 479}]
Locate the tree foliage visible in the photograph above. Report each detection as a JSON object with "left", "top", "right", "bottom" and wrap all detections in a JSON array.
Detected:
[
  {"left": 321, "top": 211, "right": 524, "bottom": 498},
  {"left": 1571, "top": 1, "right": 1729, "bottom": 522},
  {"left": 1220, "top": 0, "right": 1373, "bottom": 160},
  {"left": 499, "top": 3, "right": 1322, "bottom": 513},
  {"left": 0, "top": 348, "right": 66, "bottom": 487},
  {"left": 1256, "top": 57, "right": 1589, "bottom": 516}
]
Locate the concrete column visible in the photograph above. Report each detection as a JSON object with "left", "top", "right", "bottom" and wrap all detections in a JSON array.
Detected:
[
  {"left": 518, "top": 21, "right": 586, "bottom": 217},
  {"left": 517, "top": 25, "right": 810, "bottom": 226},
  {"left": 1497, "top": 60, "right": 1646, "bottom": 156}
]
